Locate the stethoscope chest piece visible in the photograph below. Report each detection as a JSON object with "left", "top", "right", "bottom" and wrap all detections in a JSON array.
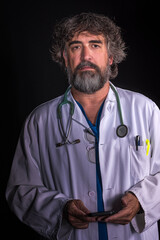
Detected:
[{"left": 116, "top": 124, "right": 128, "bottom": 138}]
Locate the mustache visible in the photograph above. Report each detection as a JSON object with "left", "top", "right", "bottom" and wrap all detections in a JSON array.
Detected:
[{"left": 75, "top": 61, "right": 100, "bottom": 72}]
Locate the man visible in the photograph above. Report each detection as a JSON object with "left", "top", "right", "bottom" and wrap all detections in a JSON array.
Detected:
[{"left": 6, "top": 12, "right": 160, "bottom": 239}]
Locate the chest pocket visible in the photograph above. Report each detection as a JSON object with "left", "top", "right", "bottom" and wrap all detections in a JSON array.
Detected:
[{"left": 130, "top": 145, "right": 151, "bottom": 182}]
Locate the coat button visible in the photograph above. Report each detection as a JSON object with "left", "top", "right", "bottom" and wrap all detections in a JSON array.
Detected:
[
  {"left": 86, "top": 146, "right": 91, "bottom": 151},
  {"left": 88, "top": 191, "right": 95, "bottom": 197}
]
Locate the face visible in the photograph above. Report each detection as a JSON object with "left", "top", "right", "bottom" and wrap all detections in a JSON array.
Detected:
[{"left": 63, "top": 31, "right": 113, "bottom": 94}]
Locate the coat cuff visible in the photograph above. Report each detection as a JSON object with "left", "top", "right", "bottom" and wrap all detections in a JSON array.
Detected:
[
  {"left": 126, "top": 190, "right": 146, "bottom": 233},
  {"left": 55, "top": 199, "right": 73, "bottom": 240}
]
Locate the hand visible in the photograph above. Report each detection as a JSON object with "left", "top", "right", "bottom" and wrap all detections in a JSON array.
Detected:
[
  {"left": 97, "top": 192, "right": 141, "bottom": 225},
  {"left": 63, "top": 199, "right": 96, "bottom": 229}
]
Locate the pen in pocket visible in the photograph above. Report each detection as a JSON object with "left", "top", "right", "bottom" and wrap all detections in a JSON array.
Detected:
[{"left": 135, "top": 135, "right": 140, "bottom": 151}]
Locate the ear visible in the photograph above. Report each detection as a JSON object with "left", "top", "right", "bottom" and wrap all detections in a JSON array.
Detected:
[
  {"left": 109, "top": 56, "right": 113, "bottom": 65},
  {"left": 63, "top": 50, "right": 68, "bottom": 67}
]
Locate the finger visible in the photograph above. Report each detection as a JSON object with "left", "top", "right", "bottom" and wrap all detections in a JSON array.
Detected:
[
  {"left": 69, "top": 200, "right": 96, "bottom": 222},
  {"left": 74, "top": 200, "right": 90, "bottom": 214},
  {"left": 74, "top": 223, "right": 89, "bottom": 229},
  {"left": 70, "top": 211, "right": 97, "bottom": 223},
  {"left": 66, "top": 200, "right": 97, "bottom": 229},
  {"left": 82, "top": 215, "right": 97, "bottom": 223},
  {"left": 68, "top": 214, "right": 90, "bottom": 229},
  {"left": 96, "top": 216, "right": 107, "bottom": 222},
  {"left": 71, "top": 221, "right": 89, "bottom": 229},
  {"left": 104, "top": 209, "right": 132, "bottom": 224},
  {"left": 66, "top": 200, "right": 85, "bottom": 217}
]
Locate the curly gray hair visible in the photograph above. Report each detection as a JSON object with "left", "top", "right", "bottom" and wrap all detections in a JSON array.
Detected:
[{"left": 50, "top": 12, "right": 126, "bottom": 79}]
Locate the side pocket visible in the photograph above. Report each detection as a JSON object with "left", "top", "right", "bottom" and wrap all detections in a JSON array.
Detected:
[{"left": 130, "top": 145, "right": 150, "bottom": 181}]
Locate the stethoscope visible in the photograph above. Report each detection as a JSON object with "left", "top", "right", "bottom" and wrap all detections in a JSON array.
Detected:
[{"left": 56, "top": 83, "right": 128, "bottom": 147}]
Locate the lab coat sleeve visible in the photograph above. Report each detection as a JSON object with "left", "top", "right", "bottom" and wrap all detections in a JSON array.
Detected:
[
  {"left": 5, "top": 114, "right": 73, "bottom": 239},
  {"left": 129, "top": 104, "right": 160, "bottom": 233}
]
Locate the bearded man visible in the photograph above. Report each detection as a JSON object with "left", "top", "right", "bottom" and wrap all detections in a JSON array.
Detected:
[{"left": 6, "top": 12, "right": 160, "bottom": 240}]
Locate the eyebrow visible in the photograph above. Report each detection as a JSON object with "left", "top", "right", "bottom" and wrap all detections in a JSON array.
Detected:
[{"left": 68, "top": 40, "right": 103, "bottom": 47}]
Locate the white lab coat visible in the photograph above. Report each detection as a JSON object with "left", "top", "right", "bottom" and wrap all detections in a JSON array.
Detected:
[{"left": 6, "top": 85, "right": 160, "bottom": 240}]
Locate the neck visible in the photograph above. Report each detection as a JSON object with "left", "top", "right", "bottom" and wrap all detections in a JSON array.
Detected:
[
  {"left": 71, "top": 81, "right": 110, "bottom": 106},
  {"left": 71, "top": 81, "right": 110, "bottom": 124}
]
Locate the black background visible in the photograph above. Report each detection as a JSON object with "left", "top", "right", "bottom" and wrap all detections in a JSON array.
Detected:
[{"left": 2, "top": 0, "right": 160, "bottom": 238}]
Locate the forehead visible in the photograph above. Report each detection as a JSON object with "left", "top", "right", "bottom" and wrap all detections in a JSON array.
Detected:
[{"left": 68, "top": 31, "right": 106, "bottom": 44}]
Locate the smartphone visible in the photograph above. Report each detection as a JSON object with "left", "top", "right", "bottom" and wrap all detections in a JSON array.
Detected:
[{"left": 88, "top": 210, "right": 116, "bottom": 217}]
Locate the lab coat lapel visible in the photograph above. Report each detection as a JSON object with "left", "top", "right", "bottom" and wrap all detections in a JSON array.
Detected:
[{"left": 99, "top": 84, "right": 117, "bottom": 143}]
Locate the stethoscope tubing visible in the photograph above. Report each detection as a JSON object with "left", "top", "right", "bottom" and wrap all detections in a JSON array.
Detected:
[{"left": 56, "top": 82, "right": 128, "bottom": 147}]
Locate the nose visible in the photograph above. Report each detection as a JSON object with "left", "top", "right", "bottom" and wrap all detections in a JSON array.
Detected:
[{"left": 81, "top": 46, "right": 92, "bottom": 61}]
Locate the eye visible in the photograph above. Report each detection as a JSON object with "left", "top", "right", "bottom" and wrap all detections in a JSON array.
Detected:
[
  {"left": 91, "top": 44, "right": 101, "bottom": 49},
  {"left": 71, "top": 45, "right": 81, "bottom": 52}
]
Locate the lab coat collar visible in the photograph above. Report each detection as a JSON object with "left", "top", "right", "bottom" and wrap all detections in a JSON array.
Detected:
[
  {"left": 101, "top": 82, "right": 117, "bottom": 118},
  {"left": 104, "top": 81, "right": 117, "bottom": 102}
]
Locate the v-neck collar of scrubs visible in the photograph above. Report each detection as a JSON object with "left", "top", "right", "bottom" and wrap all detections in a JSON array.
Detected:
[{"left": 76, "top": 100, "right": 105, "bottom": 142}]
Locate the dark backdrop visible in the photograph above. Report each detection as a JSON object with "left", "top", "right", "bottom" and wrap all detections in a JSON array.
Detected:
[{"left": 2, "top": 0, "right": 160, "bottom": 239}]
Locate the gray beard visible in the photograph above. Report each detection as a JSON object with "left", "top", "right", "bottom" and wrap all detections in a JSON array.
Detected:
[{"left": 67, "top": 61, "right": 111, "bottom": 94}]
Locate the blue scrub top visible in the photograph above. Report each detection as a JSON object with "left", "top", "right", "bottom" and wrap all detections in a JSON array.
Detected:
[{"left": 76, "top": 101, "right": 108, "bottom": 240}]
